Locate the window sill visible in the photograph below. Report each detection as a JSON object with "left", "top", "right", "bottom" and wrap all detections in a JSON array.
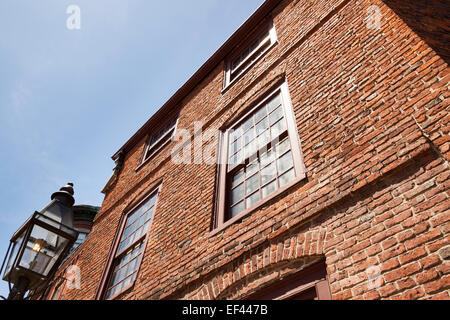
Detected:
[
  {"left": 221, "top": 40, "right": 278, "bottom": 95},
  {"left": 209, "top": 172, "right": 306, "bottom": 237}
]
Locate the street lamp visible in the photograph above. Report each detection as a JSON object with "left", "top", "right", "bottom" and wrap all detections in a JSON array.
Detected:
[{"left": 0, "top": 183, "right": 78, "bottom": 300}]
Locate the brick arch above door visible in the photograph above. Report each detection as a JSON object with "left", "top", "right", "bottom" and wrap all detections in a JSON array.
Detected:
[
  {"left": 215, "top": 256, "right": 328, "bottom": 300},
  {"left": 170, "top": 227, "right": 329, "bottom": 300}
]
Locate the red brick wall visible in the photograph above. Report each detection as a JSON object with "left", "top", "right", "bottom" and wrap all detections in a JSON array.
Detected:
[{"left": 48, "top": 0, "right": 449, "bottom": 300}]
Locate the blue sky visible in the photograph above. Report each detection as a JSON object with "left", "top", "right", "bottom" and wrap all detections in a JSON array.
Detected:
[{"left": 0, "top": 0, "right": 263, "bottom": 298}]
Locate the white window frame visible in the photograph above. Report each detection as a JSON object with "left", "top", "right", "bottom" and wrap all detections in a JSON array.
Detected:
[
  {"left": 141, "top": 116, "right": 179, "bottom": 164},
  {"left": 212, "top": 82, "right": 306, "bottom": 234},
  {"left": 223, "top": 20, "right": 278, "bottom": 90}
]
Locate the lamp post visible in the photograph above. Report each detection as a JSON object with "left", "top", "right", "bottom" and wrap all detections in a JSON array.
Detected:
[{"left": 0, "top": 183, "right": 78, "bottom": 300}]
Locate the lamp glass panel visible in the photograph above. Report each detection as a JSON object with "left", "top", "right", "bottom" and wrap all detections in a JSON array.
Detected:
[
  {"left": 19, "top": 224, "right": 69, "bottom": 277},
  {"left": 37, "top": 200, "right": 77, "bottom": 233},
  {"left": 2, "top": 232, "right": 25, "bottom": 280},
  {"left": 35, "top": 213, "right": 77, "bottom": 239}
]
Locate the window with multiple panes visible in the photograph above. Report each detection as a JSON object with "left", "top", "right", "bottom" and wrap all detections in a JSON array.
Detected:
[
  {"left": 69, "top": 231, "right": 88, "bottom": 253},
  {"left": 214, "top": 83, "right": 305, "bottom": 230},
  {"left": 103, "top": 187, "right": 160, "bottom": 299},
  {"left": 224, "top": 20, "right": 277, "bottom": 88},
  {"left": 142, "top": 115, "right": 178, "bottom": 162}
]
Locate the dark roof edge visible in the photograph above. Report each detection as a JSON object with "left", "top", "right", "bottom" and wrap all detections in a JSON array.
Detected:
[
  {"left": 112, "top": 0, "right": 282, "bottom": 160},
  {"left": 73, "top": 204, "right": 101, "bottom": 213}
]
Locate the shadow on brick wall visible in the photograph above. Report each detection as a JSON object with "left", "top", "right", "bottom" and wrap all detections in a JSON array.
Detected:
[
  {"left": 308, "top": 147, "right": 441, "bottom": 238},
  {"left": 383, "top": 0, "right": 450, "bottom": 65}
]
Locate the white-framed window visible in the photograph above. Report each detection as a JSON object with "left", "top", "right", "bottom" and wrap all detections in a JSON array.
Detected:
[
  {"left": 142, "top": 116, "right": 179, "bottom": 162},
  {"left": 213, "top": 82, "right": 306, "bottom": 231},
  {"left": 103, "top": 186, "right": 161, "bottom": 299},
  {"left": 224, "top": 20, "right": 277, "bottom": 89}
]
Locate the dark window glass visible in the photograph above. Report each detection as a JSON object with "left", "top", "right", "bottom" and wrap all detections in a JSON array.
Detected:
[
  {"left": 143, "top": 116, "right": 178, "bottom": 161},
  {"left": 105, "top": 190, "right": 159, "bottom": 299}
]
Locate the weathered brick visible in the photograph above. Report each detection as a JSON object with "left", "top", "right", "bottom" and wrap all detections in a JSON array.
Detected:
[
  {"left": 391, "top": 287, "right": 425, "bottom": 300},
  {"left": 416, "top": 268, "right": 440, "bottom": 285},
  {"left": 384, "top": 262, "right": 422, "bottom": 282},
  {"left": 398, "top": 246, "right": 428, "bottom": 265},
  {"left": 423, "top": 275, "right": 450, "bottom": 294}
]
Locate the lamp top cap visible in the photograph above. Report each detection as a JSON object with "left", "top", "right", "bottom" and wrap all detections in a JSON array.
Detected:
[
  {"left": 60, "top": 182, "right": 74, "bottom": 195},
  {"left": 51, "top": 182, "right": 75, "bottom": 206}
]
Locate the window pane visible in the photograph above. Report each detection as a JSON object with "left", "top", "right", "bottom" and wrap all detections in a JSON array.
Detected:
[
  {"left": 118, "top": 238, "right": 128, "bottom": 253},
  {"left": 231, "top": 137, "right": 241, "bottom": 154},
  {"left": 116, "top": 266, "right": 127, "bottom": 284},
  {"left": 131, "top": 244, "right": 142, "bottom": 259},
  {"left": 232, "top": 183, "right": 244, "bottom": 205},
  {"left": 246, "top": 160, "right": 259, "bottom": 177},
  {"left": 229, "top": 150, "right": 243, "bottom": 168},
  {"left": 277, "top": 151, "right": 294, "bottom": 174},
  {"left": 122, "top": 227, "right": 130, "bottom": 241},
  {"left": 261, "top": 163, "right": 276, "bottom": 185},
  {"left": 231, "top": 201, "right": 244, "bottom": 218},
  {"left": 127, "top": 259, "right": 137, "bottom": 277},
  {"left": 246, "top": 192, "right": 260, "bottom": 208},
  {"left": 257, "top": 130, "right": 271, "bottom": 149},
  {"left": 244, "top": 142, "right": 257, "bottom": 159},
  {"left": 145, "top": 209, "right": 153, "bottom": 223},
  {"left": 245, "top": 173, "right": 259, "bottom": 195},
  {"left": 242, "top": 118, "right": 254, "bottom": 132},
  {"left": 128, "top": 232, "right": 137, "bottom": 247},
  {"left": 279, "top": 168, "right": 295, "bottom": 187},
  {"left": 271, "top": 119, "right": 287, "bottom": 137},
  {"left": 255, "top": 107, "right": 267, "bottom": 123},
  {"left": 260, "top": 148, "right": 276, "bottom": 167},
  {"left": 142, "top": 221, "right": 150, "bottom": 236},
  {"left": 122, "top": 276, "right": 132, "bottom": 289},
  {"left": 135, "top": 226, "right": 144, "bottom": 241},
  {"left": 109, "top": 269, "right": 120, "bottom": 286},
  {"left": 108, "top": 285, "right": 118, "bottom": 298},
  {"left": 140, "top": 199, "right": 152, "bottom": 213},
  {"left": 256, "top": 118, "right": 269, "bottom": 136},
  {"left": 230, "top": 128, "right": 242, "bottom": 142},
  {"left": 123, "top": 250, "right": 132, "bottom": 265},
  {"left": 232, "top": 169, "right": 245, "bottom": 187},
  {"left": 128, "top": 211, "right": 139, "bottom": 225},
  {"left": 262, "top": 180, "right": 277, "bottom": 197},
  {"left": 267, "top": 94, "right": 281, "bottom": 112},
  {"left": 269, "top": 105, "right": 284, "bottom": 124},
  {"left": 243, "top": 129, "right": 255, "bottom": 145},
  {"left": 276, "top": 137, "right": 291, "bottom": 157},
  {"left": 146, "top": 196, "right": 157, "bottom": 211},
  {"left": 137, "top": 215, "right": 146, "bottom": 230},
  {"left": 128, "top": 220, "right": 139, "bottom": 236}
]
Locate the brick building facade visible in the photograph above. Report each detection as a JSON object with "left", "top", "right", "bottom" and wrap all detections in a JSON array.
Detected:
[{"left": 47, "top": 0, "right": 449, "bottom": 300}]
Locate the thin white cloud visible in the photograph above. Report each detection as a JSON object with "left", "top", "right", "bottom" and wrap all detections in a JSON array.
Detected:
[{"left": 11, "top": 82, "right": 31, "bottom": 111}]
